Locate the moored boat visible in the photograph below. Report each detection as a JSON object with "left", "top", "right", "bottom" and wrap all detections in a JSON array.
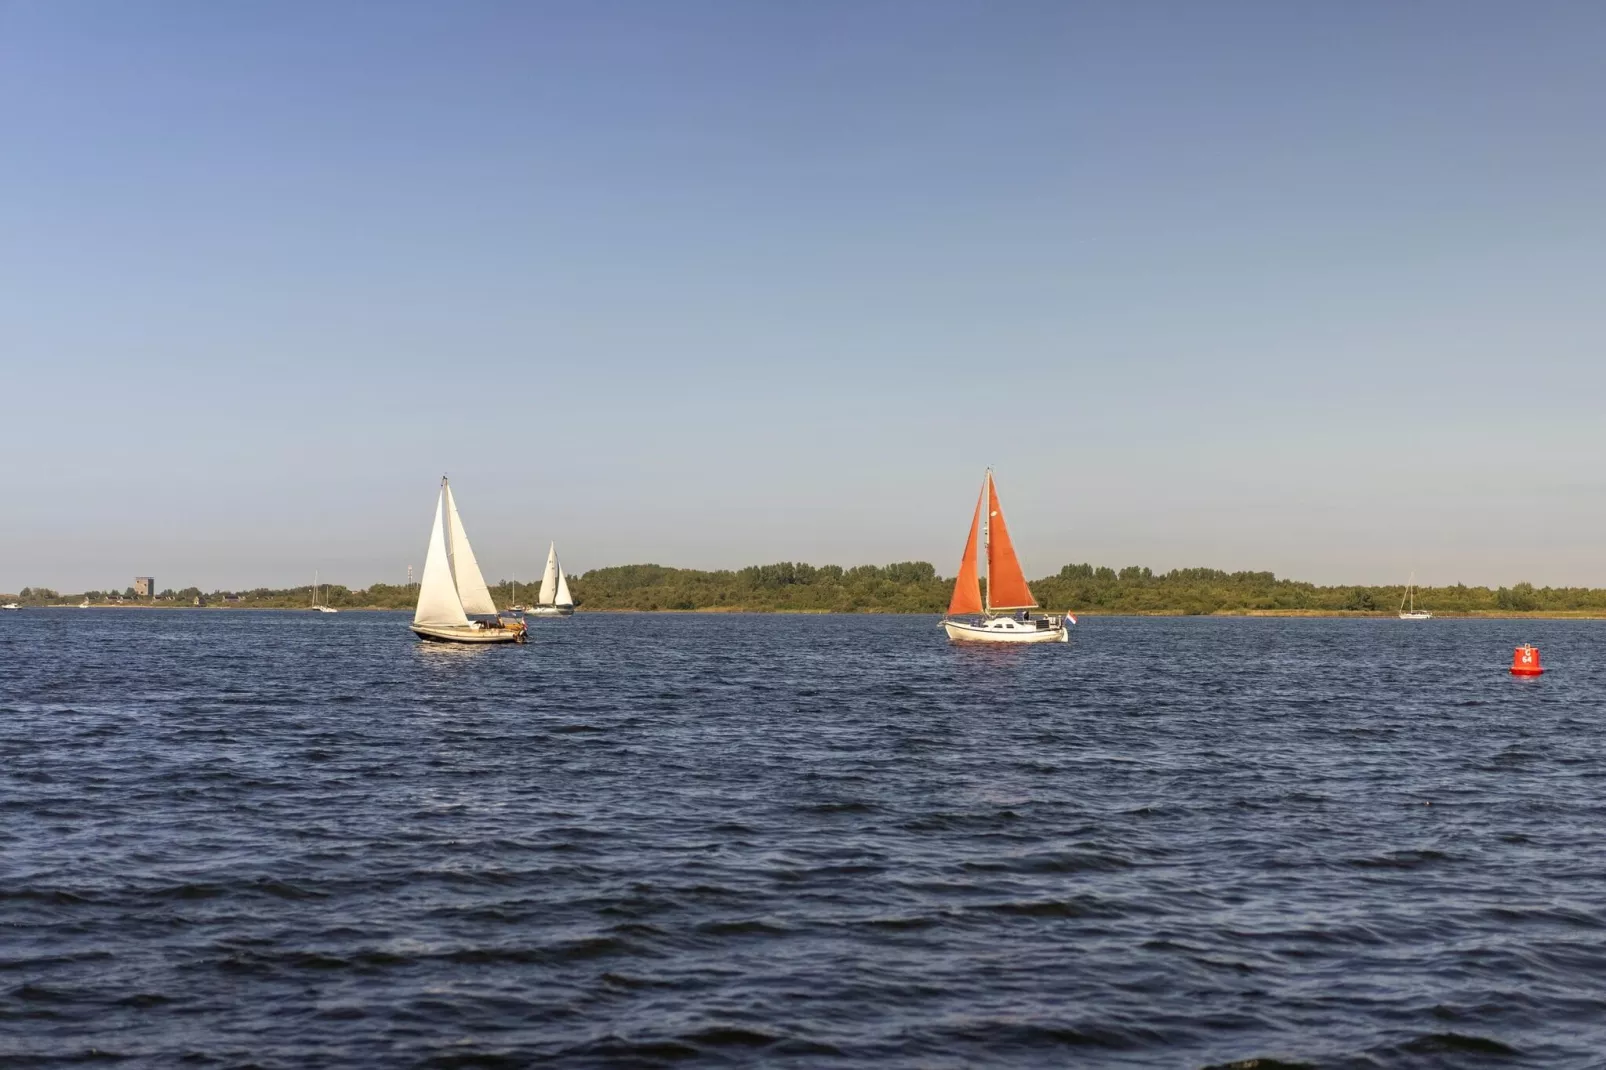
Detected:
[
  {"left": 529, "top": 542, "right": 575, "bottom": 617},
  {"left": 941, "top": 470, "right": 1072, "bottom": 644},
  {"left": 310, "top": 570, "right": 339, "bottom": 613},
  {"left": 1, "top": 602, "right": 19, "bottom": 611},
  {"left": 411, "top": 477, "right": 526, "bottom": 644},
  {"left": 1399, "top": 572, "right": 1432, "bottom": 620}
]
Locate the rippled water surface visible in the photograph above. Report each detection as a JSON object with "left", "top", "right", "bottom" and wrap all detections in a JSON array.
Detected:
[{"left": 4, "top": 611, "right": 1606, "bottom": 1068}]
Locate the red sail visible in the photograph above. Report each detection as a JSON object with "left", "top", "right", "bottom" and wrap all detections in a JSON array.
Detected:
[
  {"left": 946, "top": 486, "right": 984, "bottom": 616},
  {"left": 985, "top": 473, "right": 1038, "bottom": 610}
]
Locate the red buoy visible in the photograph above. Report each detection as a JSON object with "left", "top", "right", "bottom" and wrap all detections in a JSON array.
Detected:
[{"left": 1510, "top": 645, "right": 1544, "bottom": 676}]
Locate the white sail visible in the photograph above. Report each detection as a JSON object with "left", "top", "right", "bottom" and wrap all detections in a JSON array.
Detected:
[
  {"left": 555, "top": 566, "right": 573, "bottom": 608},
  {"left": 444, "top": 482, "right": 498, "bottom": 617},
  {"left": 537, "top": 543, "right": 559, "bottom": 606},
  {"left": 414, "top": 488, "right": 470, "bottom": 627}
]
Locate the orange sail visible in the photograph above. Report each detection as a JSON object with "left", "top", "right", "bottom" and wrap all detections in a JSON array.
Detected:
[
  {"left": 946, "top": 485, "right": 984, "bottom": 616},
  {"left": 985, "top": 472, "right": 1037, "bottom": 610}
]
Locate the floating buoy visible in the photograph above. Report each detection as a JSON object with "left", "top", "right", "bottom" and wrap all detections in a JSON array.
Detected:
[{"left": 1510, "top": 644, "right": 1544, "bottom": 676}]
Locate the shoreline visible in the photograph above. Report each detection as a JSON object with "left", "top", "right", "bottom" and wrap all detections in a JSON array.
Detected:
[{"left": 15, "top": 605, "right": 1606, "bottom": 620}]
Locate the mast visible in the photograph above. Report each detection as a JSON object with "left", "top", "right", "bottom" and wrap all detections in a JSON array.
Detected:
[{"left": 982, "top": 469, "right": 992, "bottom": 614}]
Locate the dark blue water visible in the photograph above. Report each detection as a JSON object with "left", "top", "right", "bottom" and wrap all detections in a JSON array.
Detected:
[{"left": 4, "top": 611, "right": 1605, "bottom": 1068}]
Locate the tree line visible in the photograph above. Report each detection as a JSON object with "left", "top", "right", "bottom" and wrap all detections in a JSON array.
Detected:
[{"left": 7, "top": 564, "right": 1606, "bottom": 614}]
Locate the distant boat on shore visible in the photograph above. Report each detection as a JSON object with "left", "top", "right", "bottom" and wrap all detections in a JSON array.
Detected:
[
  {"left": 79, "top": 598, "right": 91, "bottom": 608},
  {"left": 1399, "top": 572, "right": 1432, "bottom": 620},
  {"left": 410, "top": 477, "right": 526, "bottom": 644},
  {"left": 528, "top": 542, "right": 575, "bottom": 618},
  {"left": 941, "top": 469, "right": 1072, "bottom": 644},
  {"left": 310, "top": 570, "right": 338, "bottom": 613}
]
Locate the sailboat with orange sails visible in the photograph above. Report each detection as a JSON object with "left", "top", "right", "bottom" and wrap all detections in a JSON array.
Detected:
[{"left": 942, "top": 470, "right": 1073, "bottom": 643}]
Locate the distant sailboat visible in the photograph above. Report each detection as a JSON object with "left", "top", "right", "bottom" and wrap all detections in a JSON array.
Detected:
[
  {"left": 310, "top": 570, "right": 338, "bottom": 613},
  {"left": 1399, "top": 572, "right": 1432, "bottom": 620},
  {"left": 410, "top": 477, "right": 527, "bottom": 644},
  {"left": 528, "top": 542, "right": 575, "bottom": 618},
  {"left": 942, "top": 469, "right": 1072, "bottom": 644}
]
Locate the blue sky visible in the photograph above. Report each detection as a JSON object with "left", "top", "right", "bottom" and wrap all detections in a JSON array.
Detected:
[{"left": 3, "top": 1, "right": 1603, "bottom": 592}]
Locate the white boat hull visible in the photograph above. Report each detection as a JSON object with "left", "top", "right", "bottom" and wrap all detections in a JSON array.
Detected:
[
  {"left": 943, "top": 616, "right": 1069, "bottom": 644},
  {"left": 410, "top": 622, "right": 526, "bottom": 644},
  {"left": 527, "top": 605, "right": 574, "bottom": 618},
  {"left": 1399, "top": 611, "right": 1433, "bottom": 620}
]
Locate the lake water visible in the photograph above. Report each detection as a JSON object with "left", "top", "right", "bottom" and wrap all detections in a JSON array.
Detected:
[{"left": 3, "top": 611, "right": 1605, "bottom": 1068}]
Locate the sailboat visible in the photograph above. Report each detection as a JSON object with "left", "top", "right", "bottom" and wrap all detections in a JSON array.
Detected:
[
  {"left": 529, "top": 542, "right": 575, "bottom": 617},
  {"left": 942, "top": 470, "right": 1072, "bottom": 643},
  {"left": 410, "top": 476, "right": 528, "bottom": 644},
  {"left": 1399, "top": 572, "right": 1432, "bottom": 620},
  {"left": 310, "top": 570, "right": 338, "bottom": 613}
]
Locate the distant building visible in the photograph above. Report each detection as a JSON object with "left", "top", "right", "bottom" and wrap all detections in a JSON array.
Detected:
[{"left": 134, "top": 577, "right": 154, "bottom": 598}]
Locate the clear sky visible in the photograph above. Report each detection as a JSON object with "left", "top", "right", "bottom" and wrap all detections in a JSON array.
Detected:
[{"left": 3, "top": 1, "right": 1603, "bottom": 593}]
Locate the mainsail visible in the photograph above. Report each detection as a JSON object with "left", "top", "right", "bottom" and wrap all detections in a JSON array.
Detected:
[
  {"left": 414, "top": 486, "right": 471, "bottom": 627},
  {"left": 554, "top": 566, "right": 573, "bottom": 608},
  {"left": 444, "top": 482, "right": 499, "bottom": 617},
  {"left": 537, "top": 543, "right": 559, "bottom": 605},
  {"left": 947, "top": 484, "right": 985, "bottom": 616},
  {"left": 984, "top": 472, "right": 1037, "bottom": 610}
]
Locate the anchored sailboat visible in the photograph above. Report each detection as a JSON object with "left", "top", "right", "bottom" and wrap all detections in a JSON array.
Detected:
[
  {"left": 942, "top": 470, "right": 1072, "bottom": 644},
  {"left": 410, "top": 477, "right": 527, "bottom": 644},
  {"left": 310, "top": 570, "right": 338, "bottom": 613},
  {"left": 528, "top": 542, "right": 575, "bottom": 618},
  {"left": 1399, "top": 572, "right": 1432, "bottom": 620}
]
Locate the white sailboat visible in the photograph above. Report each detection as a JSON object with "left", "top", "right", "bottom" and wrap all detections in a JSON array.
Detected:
[
  {"left": 528, "top": 542, "right": 575, "bottom": 618},
  {"left": 1399, "top": 572, "right": 1432, "bottom": 620},
  {"left": 941, "top": 469, "right": 1073, "bottom": 644},
  {"left": 310, "top": 570, "right": 338, "bottom": 613},
  {"left": 410, "top": 477, "right": 527, "bottom": 644}
]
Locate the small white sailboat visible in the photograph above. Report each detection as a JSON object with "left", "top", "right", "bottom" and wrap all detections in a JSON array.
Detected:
[
  {"left": 942, "top": 469, "right": 1073, "bottom": 644},
  {"left": 79, "top": 597, "right": 91, "bottom": 608},
  {"left": 310, "top": 570, "right": 339, "bottom": 613},
  {"left": 528, "top": 542, "right": 575, "bottom": 618},
  {"left": 411, "top": 477, "right": 527, "bottom": 644},
  {"left": 1399, "top": 572, "right": 1432, "bottom": 620}
]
